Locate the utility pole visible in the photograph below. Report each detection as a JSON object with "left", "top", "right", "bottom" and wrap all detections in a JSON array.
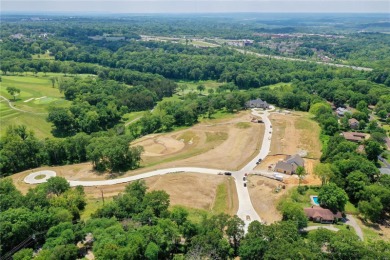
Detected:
[{"left": 96, "top": 186, "right": 105, "bottom": 205}]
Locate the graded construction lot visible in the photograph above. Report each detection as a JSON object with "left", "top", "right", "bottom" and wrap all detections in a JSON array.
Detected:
[
  {"left": 269, "top": 112, "right": 322, "bottom": 159},
  {"left": 132, "top": 111, "right": 264, "bottom": 171},
  {"left": 247, "top": 175, "right": 290, "bottom": 224},
  {"left": 11, "top": 111, "right": 263, "bottom": 189},
  {"left": 79, "top": 173, "right": 238, "bottom": 219}
]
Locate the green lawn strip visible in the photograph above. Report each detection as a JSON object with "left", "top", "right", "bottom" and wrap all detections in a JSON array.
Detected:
[
  {"left": 345, "top": 201, "right": 358, "bottom": 215},
  {"left": 211, "top": 182, "right": 228, "bottom": 214},
  {"left": 122, "top": 111, "right": 146, "bottom": 124},
  {"left": 31, "top": 52, "right": 55, "bottom": 60},
  {"left": 264, "top": 82, "right": 292, "bottom": 90}
]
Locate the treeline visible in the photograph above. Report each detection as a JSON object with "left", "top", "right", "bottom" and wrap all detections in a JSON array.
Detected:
[
  {"left": 2, "top": 178, "right": 390, "bottom": 259},
  {"left": 0, "top": 125, "right": 143, "bottom": 177},
  {"left": 47, "top": 77, "right": 176, "bottom": 137},
  {"left": 4, "top": 33, "right": 390, "bottom": 90}
]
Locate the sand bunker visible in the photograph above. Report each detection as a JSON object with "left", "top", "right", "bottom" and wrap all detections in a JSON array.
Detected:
[{"left": 135, "top": 136, "right": 185, "bottom": 157}]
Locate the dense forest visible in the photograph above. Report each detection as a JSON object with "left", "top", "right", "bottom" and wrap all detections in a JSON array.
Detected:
[{"left": 1, "top": 14, "right": 390, "bottom": 259}]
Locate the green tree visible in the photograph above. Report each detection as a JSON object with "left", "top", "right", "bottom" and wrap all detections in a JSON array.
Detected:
[
  {"left": 358, "top": 197, "right": 383, "bottom": 222},
  {"left": 318, "top": 183, "right": 348, "bottom": 212},
  {"left": 197, "top": 84, "right": 205, "bottom": 94},
  {"left": 226, "top": 215, "right": 245, "bottom": 256},
  {"left": 142, "top": 190, "right": 170, "bottom": 218},
  {"left": 345, "top": 171, "right": 369, "bottom": 202},
  {"left": 13, "top": 248, "right": 33, "bottom": 260},
  {"left": 45, "top": 176, "right": 70, "bottom": 196},
  {"left": 295, "top": 166, "right": 307, "bottom": 187},
  {"left": 314, "top": 163, "right": 333, "bottom": 186},
  {"left": 279, "top": 201, "right": 308, "bottom": 229},
  {"left": 365, "top": 140, "right": 382, "bottom": 161},
  {"left": 6, "top": 86, "right": 20, "bottom": 100},
  {"left": 145, "top": 242, "right": 159, "bottom": 260}
]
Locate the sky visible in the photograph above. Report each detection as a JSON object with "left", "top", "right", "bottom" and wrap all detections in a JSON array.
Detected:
[{"left": 2, "top": 0, "right": 389, "bottom": 14}]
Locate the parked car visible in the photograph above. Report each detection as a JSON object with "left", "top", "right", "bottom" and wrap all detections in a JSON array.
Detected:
[
  {"left": 243, "top": 177, "right": 246, "bottom": 181},
  {"left": 244, "top": 183, "right": 247, "bottom": 187},
  {"left": 244, "top": 173, "right": 248, "bottom": 176}
]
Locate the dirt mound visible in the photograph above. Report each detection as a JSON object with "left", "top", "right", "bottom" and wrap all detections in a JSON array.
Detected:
[{"left": 133, "top": 136, "right": 185, "bottom": 157}]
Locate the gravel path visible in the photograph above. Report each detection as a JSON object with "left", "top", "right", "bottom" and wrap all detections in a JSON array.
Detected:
[
  {"left": 302, "top": 225, "right": 340, "bottom": 232},
  {"left": 345, "top": 214, "right": 364, "bottom": 241},
  {"left": 0, "top": 95, "right": 47, "bottom": 115}
]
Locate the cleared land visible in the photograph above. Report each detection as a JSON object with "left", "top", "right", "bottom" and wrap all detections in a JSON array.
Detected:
[
  {"left": 269, "top": 111, "right": 322, "bottom": 159},
  {"left": 247, "top": 176, "right": 290, "bottom": 224},
  {"left": 11, "top": 110, "right": 264, "bottom": 187},
  {"left": 133, "top": 111, "right": 264, "bottom": 171},
  {"left": 79, "top": 173, "right": 238, "bottom": 220}
]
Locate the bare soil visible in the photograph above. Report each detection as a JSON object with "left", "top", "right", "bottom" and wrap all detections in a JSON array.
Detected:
[
  {"left": 247, "top": 175, "right": 291, "bottom": 224},
  {"left": 81, "top": 173, "right": 238, "bottom": 214},
  {"left": 12, "top": 111, "right": 263, "bottom": 192},
  {"left": 269, "top": 112, "right": 322, "bottom": 159}
]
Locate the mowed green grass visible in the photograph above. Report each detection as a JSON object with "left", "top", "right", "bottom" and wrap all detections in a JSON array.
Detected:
[
  {"left": 0, "top": 74, "right": 72, "bottom": 138},
  {"left": 176, "top": 80, "right": 223, "bottom": 95}
]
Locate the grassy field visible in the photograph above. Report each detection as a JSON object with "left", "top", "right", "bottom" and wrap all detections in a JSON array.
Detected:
[
  {"left": 31, "top": 51, "right": 55, "bottom": 60},
  {"left": 176, "top": 80, "right": 223, "bottom": 95},
  {"left": 0, "top": 74, "right": 72, "bottom": 138}
]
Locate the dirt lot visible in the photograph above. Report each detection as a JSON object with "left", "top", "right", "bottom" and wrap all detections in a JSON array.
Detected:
[
  {"left": 81, "top": 173, "right": 238, "bottom": 215},
  {"left": 133, "top": 111, "right": 264, "bottom": 171},
  {"left": 11, "top": 111, "right": 264, "bottom": 193},
  {"left": 247, "top": 175, "right": 291, "bottom": 224},
  {"left": 269, "top": 112, "right": 322, "bottom": 159}
]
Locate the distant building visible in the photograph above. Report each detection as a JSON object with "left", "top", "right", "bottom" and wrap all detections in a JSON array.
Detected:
[
  {"left": 246, "top": 98, "right": 269, "bottom": 109},
  {"left": 348, "top": 118, "right": 359, "bottom": 129},
  {"left": 341, "top": 132, "right": 369, "bottom": 143},
  {"left": 304, "top": 206, "right": 343, "bottom": 224},
  {"left": 336, "top": 107, "right": 350, "bottom": 117},
  {"left": 9, "top": 33, "right": 25, "bottom": 40},
  {"left": 274, "top": 154, "right": 305, "bottom": 175}
]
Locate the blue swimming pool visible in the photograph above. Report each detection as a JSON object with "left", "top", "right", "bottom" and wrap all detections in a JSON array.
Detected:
[{"left": 312, "top": 196, "right": 320, "bottom": 205}]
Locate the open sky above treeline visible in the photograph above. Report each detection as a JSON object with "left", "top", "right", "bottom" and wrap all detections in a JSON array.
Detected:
[{"left": 2, "top": 0, "right": 389, "bottom": 14}]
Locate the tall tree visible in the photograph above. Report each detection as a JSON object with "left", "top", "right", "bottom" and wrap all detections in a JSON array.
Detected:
[
  {"left": 296, "top": 166, "right": 307, "bottom": 187},
  {"left": 314, "top": 163, "right": 333, "bottom": 186},
  {"left": 6, "top": 86, "right": 20, "bottom": 101}
]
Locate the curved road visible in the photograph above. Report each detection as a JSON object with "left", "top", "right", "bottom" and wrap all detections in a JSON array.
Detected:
[{"left": 25, "top": 107, "right": 274, "bottom": 229}]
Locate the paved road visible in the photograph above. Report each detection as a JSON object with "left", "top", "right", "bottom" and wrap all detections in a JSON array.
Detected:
[
  {"left": 234, "top": 107, "right": 274, "bottom": 228},
  {"left": 25, "top": 107, "right": 275, "bottom": 230},
  {"left": 233, "top": 49, "right": 373, "bottom": 71}
]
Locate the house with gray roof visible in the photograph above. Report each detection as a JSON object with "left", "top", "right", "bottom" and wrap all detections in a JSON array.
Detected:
[
  {"left": 246, "top": 98, "right": 269, "bottom": 109},
  {"left": 274, "top": 154, "right": 304, "bottom": 175}
]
